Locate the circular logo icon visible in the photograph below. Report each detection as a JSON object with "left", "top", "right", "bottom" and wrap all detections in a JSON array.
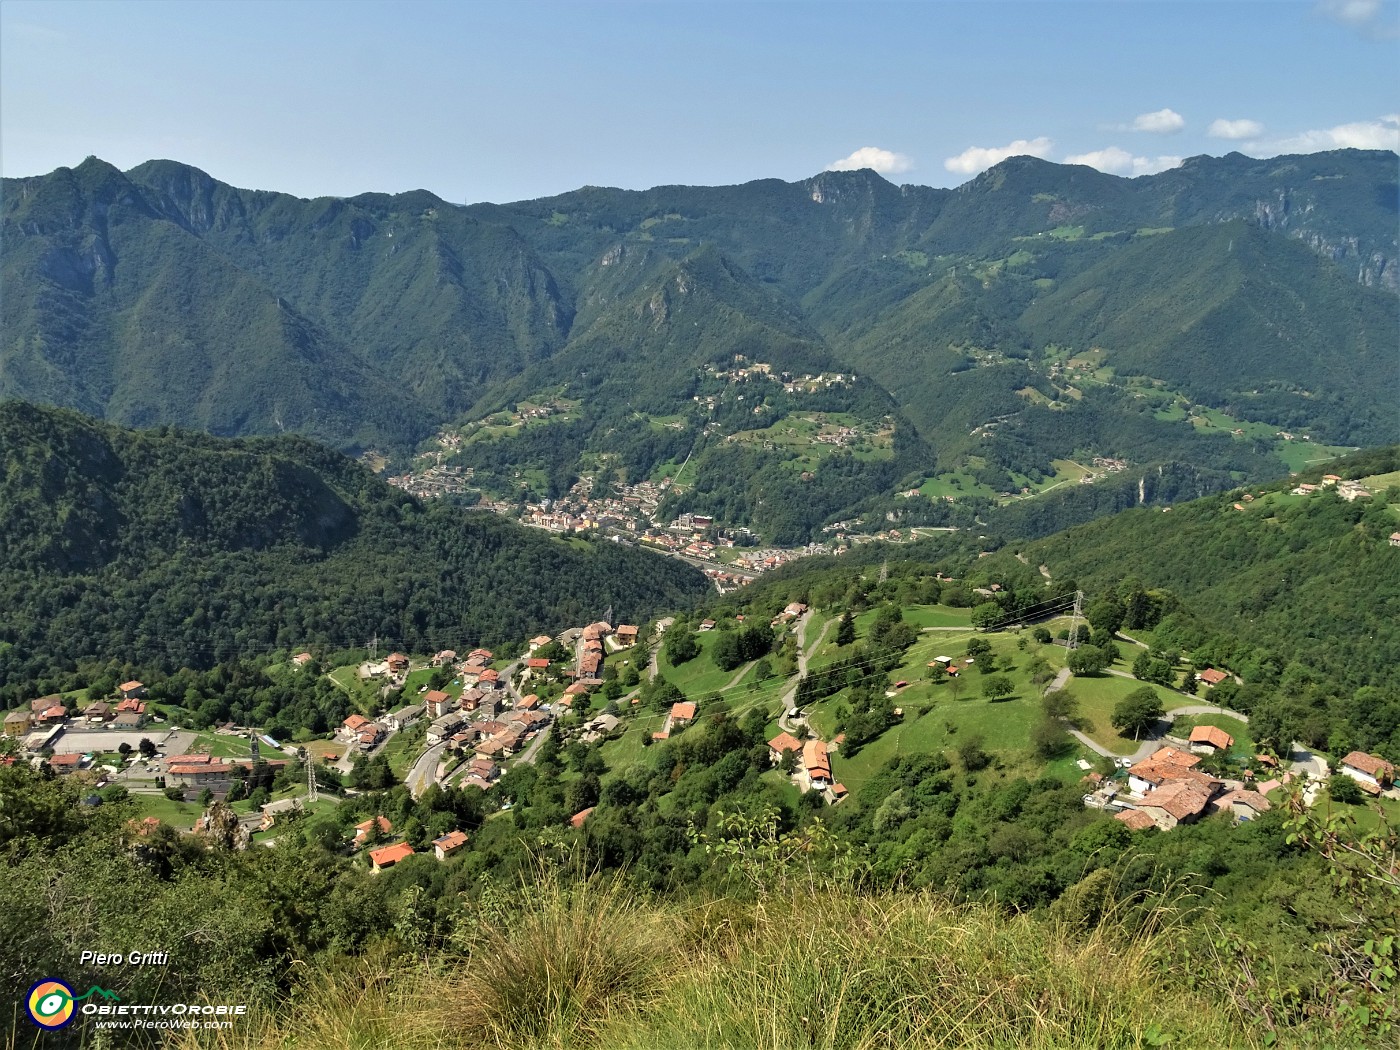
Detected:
[{"left": 27, "top": 979, "right": 77, "bottom": 1030}]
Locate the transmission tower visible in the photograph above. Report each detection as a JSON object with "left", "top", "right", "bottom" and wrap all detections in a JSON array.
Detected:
[
  {"left": 879, "top": 559, "right": 889, "bottom": 583},
  {"left": 1063, "top": 590, "right": 1084, "bottom": 654},
  {"left": 368, "top": 634, "right": 378, "bottom": 661},
  {"left": 307, "top": 758, "right": 319, "bottom": 803}
]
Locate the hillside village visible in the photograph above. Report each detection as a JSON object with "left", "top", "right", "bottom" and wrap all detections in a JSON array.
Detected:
[{"left": 9, "top": 581, "right": 1396, "bottom": 870}]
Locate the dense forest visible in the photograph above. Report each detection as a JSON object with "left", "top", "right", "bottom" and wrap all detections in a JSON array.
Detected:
[{"left": 0, "top": 403, "right": 708, "bottom": 705}]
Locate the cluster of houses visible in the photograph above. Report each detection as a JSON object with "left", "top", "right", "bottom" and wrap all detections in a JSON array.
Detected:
[
  {"left": 767, "top": 731, "right": 847, "bottom": 803},
  {"left": 4, "top": 681, "right": 153, "bottom": 741},
  {"left": 1085, "top": 741, "right": 1275, "bottom": 832},
  {"left": 1086, "top": 734, "right": 1399, "bottom": 833},
  {"left": 348, "top": 816, "right": 472, "bottom": 872},
  {"left": 1290, "top": 475, "right": 1374, "bottom": 502}
]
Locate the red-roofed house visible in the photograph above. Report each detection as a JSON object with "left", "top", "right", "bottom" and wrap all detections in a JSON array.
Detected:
[
  {"left": 1339, "top": 751, "right": 1396, "bottom": 792},
  {"left": 528, "top": 635, "right": 553, "bottom": 652},
  {"left": 1189, "top": 725, "right": 1234, "bottom": 754},
  {"left": 803, "top": 740, "right": 833, "bottom": 790},
  {"left": 119, "top": 681, "right": 147, "bottom": 700},
  {"left": 1127, "top": 746, "right": 1202, "bottom": 795},
  {"left": 423, "top": 690, "right": 453, "bottom": 718},
  {"left": 386, "top": 653, "right": 409, "bottom": 674},
  {"left": 433, "top": 830, "right": 469, "bottom": 860},
  {"left": 1135, "top": 781, "right": 1214, "bottom": 830},
  {"left": 370, "top": 842, "right": 415, "bottom": 871},
  {"left": 570, "top": 807, "right": 595, "bottom": 828},
  {"left": 1198, "top": 668, "right": 1229, "bottom": 687},
  {"left": 525, "top": 658, "right": 550, "bottom": 670},
  {"left": 667, "top": 702, "right": 697, "bottom": 734},
  {"left": 768, "top": 732, "right": 804, "bottom": 764},
  {"left": 353, "top": 816, "right": 393, "bottom": 845},
  {"left": 47, "top": 752, "right": 85, "bottom": 774},
  {"left": 292, "top": 652, "right": 313, "bottom": 667},
  {"left": 615, "top": 625, "right": 639, "bottom": 646}
]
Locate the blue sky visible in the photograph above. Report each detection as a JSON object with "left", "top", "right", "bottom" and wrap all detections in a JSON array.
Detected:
[{"left": 2, "top": 0, "right": 1396, "bottom": 203}]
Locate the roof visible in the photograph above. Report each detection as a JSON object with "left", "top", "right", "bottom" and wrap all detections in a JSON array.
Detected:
[
  {"left": 168, "top": 762, "right": 229, "bottom": 775},
  {"left": 1138, "top": 781, "right": 1213, "bottom": 822},
  {"left": 570, "top": 807, "right": 595, "bottom": 828},
  {"left": 1128, "top": 746, "right": 1201, "bottom": 785},
  {"left": 355, "top": 816, "right": 393, "bottom": 836},
  {"left": 1341, "top": 751, "right": 1396, "bottom": 778},
  {"left": 120, "top": 681, "right": 144, "bottom": 691},
  {"left": 369, "top": 842, "right": 415, "bottom": 867},
  {"left": 1218, "top": 789, "right": 1272, "bottom": 814},
  {"left": 670, "top": 701, "right": 697, "bottom": 721},
  {"left": 525, "top": 658, "right": 550, "bottom": 668},
  {"left": 803, "top": 740, "right": 832, "bottom": 781},
  {"left": 343, "top": 713, "right": 371, "bottom": 730},
  {"left": 1115, "top": 809, "right": 1156, "bottom": 831},
  {"left": 1199, "top": 668, "right": 1229, "bottom": 685},
  {"left": 768, "top": 732, "right": 804, "bottom": 754},
  {"left": 433, "top": 830, "right": 469, "bottom": 851},
  {"left": 1189, "top": 725, "right": 1234, "bottom": 750}
]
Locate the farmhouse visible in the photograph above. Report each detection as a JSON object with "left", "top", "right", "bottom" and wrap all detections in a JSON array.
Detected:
[
  {"left": 803, "top": 740, "right": 833, "bottom": 790},
  {"left": 768, "top": 732, "right": 804, "bottom": 764},
  {"left": 1127, "top": 746, "right": 1202, "bottom": 795},
  {"left": 1339, "top": 751, "right": 1395, "bottom": 794},
  {"left": 1189, "top": 725, "right": 1234, "bottom": 754},
  {"left": 1197, "top": 668, "right": 1229, "bottom": 687},
  {"left": 119, "top": 681, "right": 148, "bottom": 701},
  {"left": 1134, "top": 780, "right": 1215, "bottom": 830}
]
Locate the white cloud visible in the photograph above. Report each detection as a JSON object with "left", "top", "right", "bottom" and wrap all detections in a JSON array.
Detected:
[
  {"left": 1130, "top": 108, "right": 1186, "bottom": 134},
  {"left": 1316, "top": 1, "right": 1399, "bottom": 37},
  {"left": 1317, "top": 0, "right": 1381, "bottom": 27},
  {"left": 826, "top": 147, "right": 913, "bottom": 175},
  {"left": 1063, "top": 147, "right": 1182, "bottom": 177},
  {"left": 1208, "top": 118, "right": 1265, "bottom": 140},
  {"left": 943, "top": 137, "right": 1054, "bottom": 175},
  {"left": 1261, "top": 114, "right": 1400, "bottom": 153}
]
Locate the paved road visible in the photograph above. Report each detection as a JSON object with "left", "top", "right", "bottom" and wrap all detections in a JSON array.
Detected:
[
  {"left": 777, "top": 611, "right": 819, "bottom": 734},
  {"left": 406, "top": 741, "right": 447, "bottom": 798}
]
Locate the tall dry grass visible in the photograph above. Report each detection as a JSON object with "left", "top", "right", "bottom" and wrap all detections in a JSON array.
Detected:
[{"left": 172, "top": 878, "right": 1268, "bottom": 1050}]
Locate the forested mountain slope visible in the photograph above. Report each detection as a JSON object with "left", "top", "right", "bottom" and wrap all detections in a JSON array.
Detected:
[
  {"left": 0, "top": 403, "right": 707, "bottom": 700},
  {"left": 4, "top": 150, "right": 1394, "bottom": 540}
]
